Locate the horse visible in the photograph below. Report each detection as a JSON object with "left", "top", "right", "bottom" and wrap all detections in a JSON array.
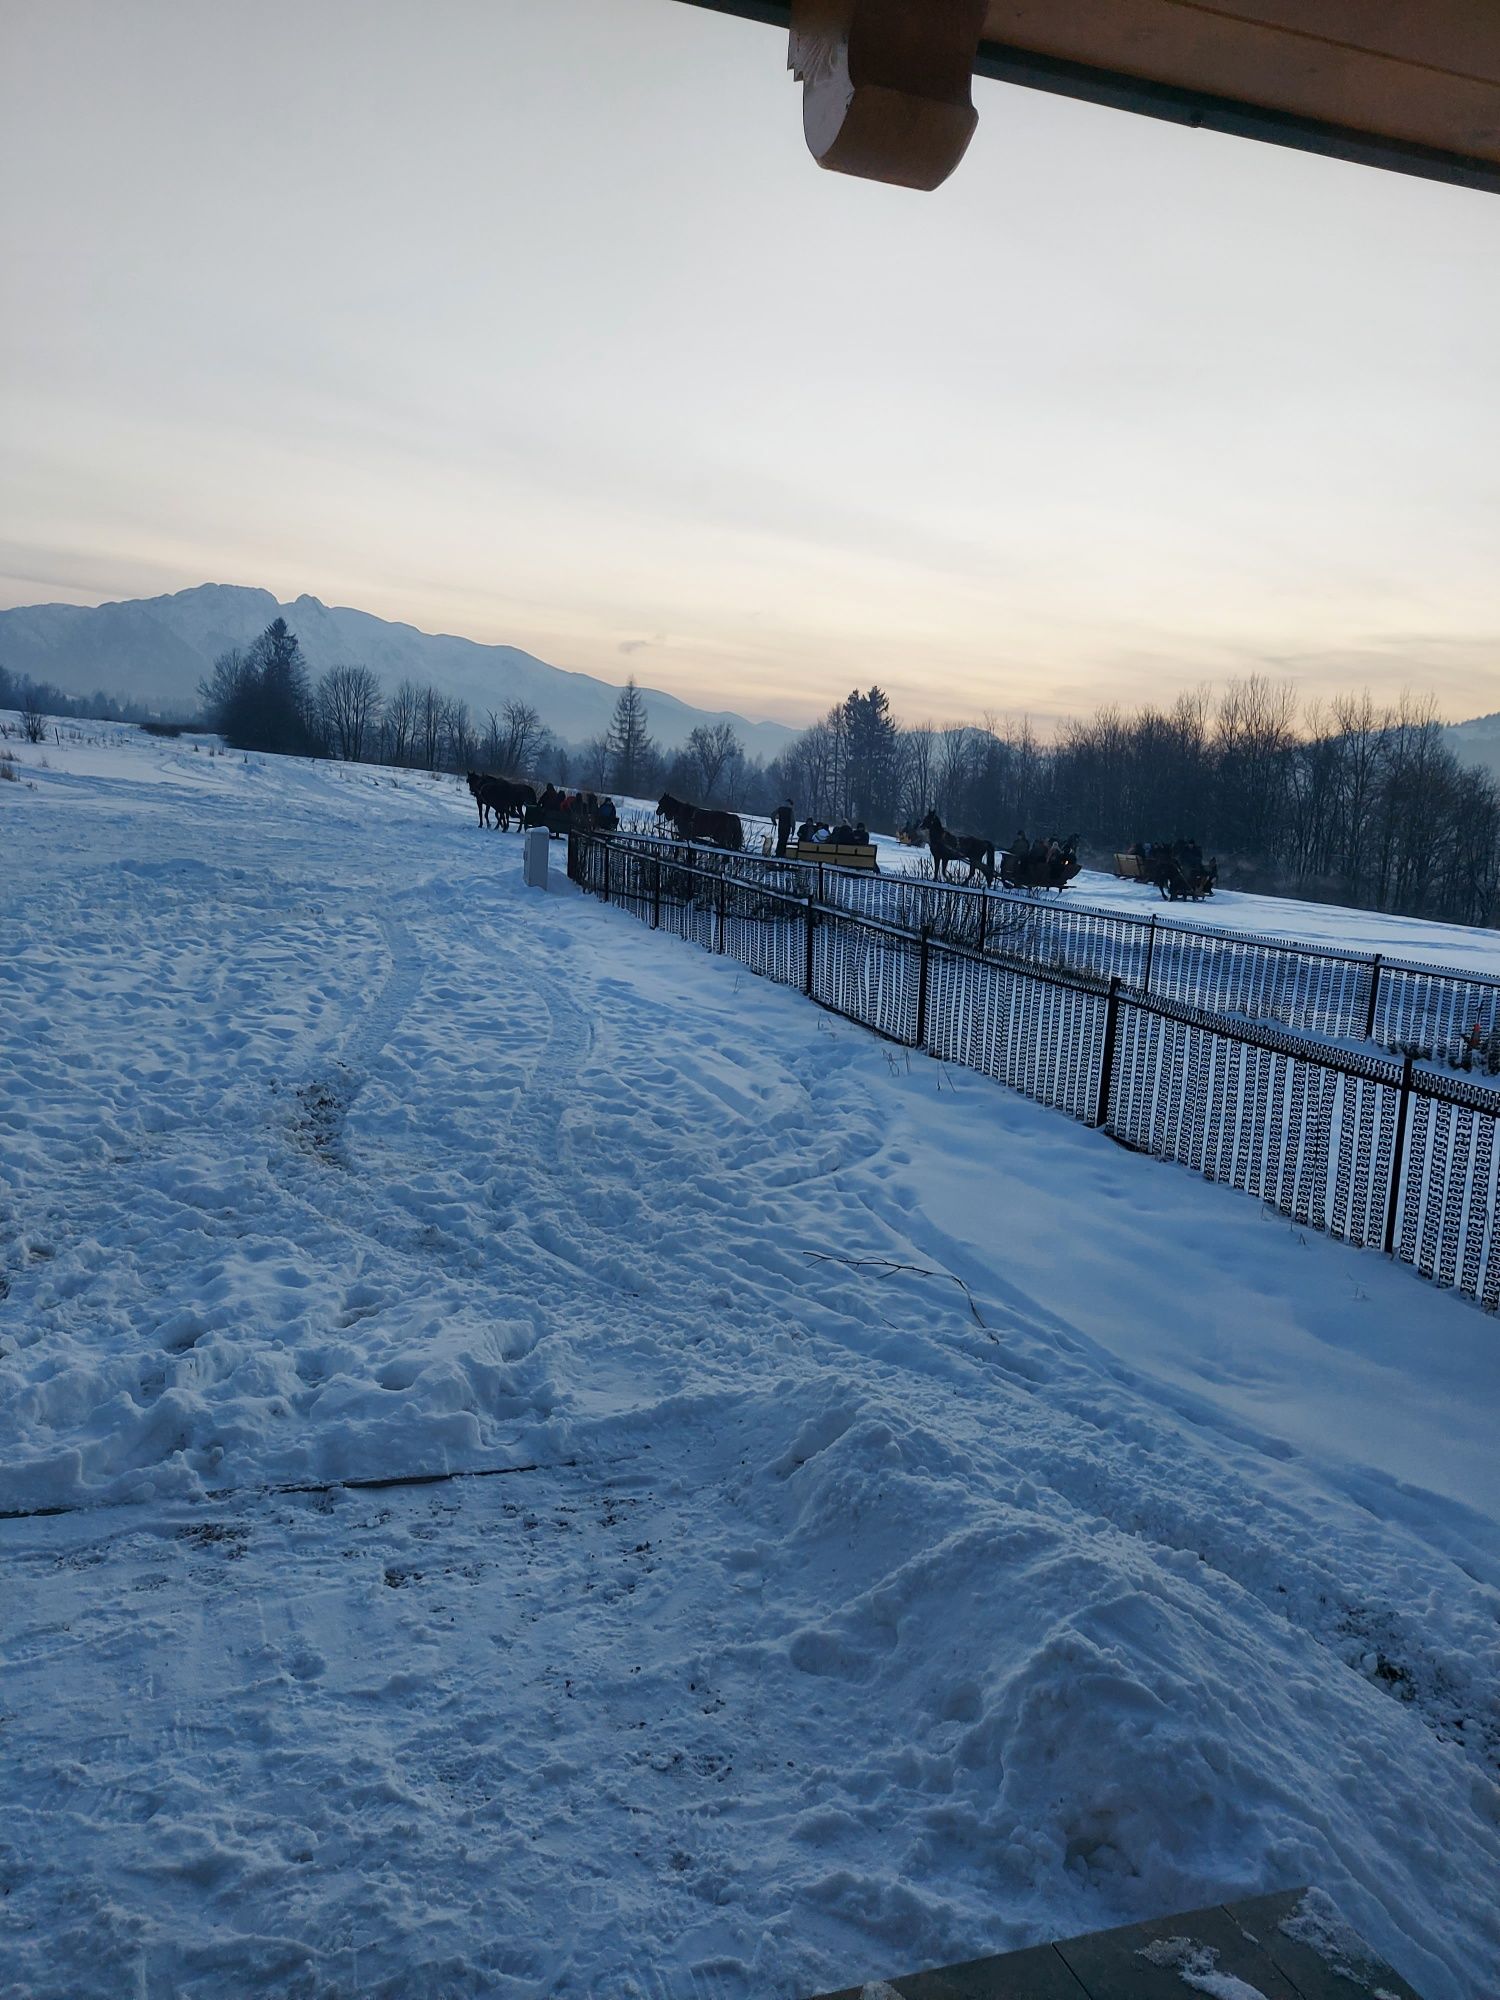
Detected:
[
  {"left": 1154, "top": 854, "right": 1218, "bottom": 901},
  {"left": 466, "top": 770, "right": 499, "bottom": 827},
  {"left": 919, "top": 809, "right": 995, "bottom": 885},
  {"left": 467, "top": 771, "right": 536, "bottom": 829},
  {"left": 489, "top": 776, "right": 537, "bottom": 829},
  {"left": 657, "top": 792, "right": 744, "bottom": 851}
]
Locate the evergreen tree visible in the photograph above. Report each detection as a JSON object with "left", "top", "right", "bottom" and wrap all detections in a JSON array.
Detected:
[
  {"left": 197, "top": 620, "right": 316, "bottom": 754},
  {"left": 842, "top": 685, "right": 901, "bottom": 829},
  {"left": 606, "top": 676, "right": 655, "bottom": 797},
  {"left": 246, "top": 617, "right": 315, "bottom": 755}
]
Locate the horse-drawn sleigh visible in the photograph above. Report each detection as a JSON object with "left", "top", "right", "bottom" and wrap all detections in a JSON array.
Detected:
[
  {"left": 1154, "top": 856, "right": 1217, "bottom": 901},
  {"left": 1000, "top": 842, "right": 1081, "bottom": 892},
  {"left": 1113, "top": 847, "right": 1218, "bottom": 901},
  {"left": 527, "top": 789, "right": 619, "bottom": 838},
  {"left": 466, "top": 772, "right": 623, "bottom": 839},
  {"left": 918, "top": 811, "right": 1080, "bottom": 891}
]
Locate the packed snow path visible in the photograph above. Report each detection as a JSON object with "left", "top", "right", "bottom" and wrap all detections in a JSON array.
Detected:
[{"left": 2, "top": 732, "right": 1498, "bottom": 2000}]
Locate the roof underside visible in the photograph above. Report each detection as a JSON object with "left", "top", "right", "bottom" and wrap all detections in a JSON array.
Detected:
[{"left": 681, "top": 0, "right": 1500, "bottom": 194}]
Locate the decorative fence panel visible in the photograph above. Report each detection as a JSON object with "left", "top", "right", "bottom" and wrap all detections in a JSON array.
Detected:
[
  {"left": 1374, "top": 960, "right": 1500, "bottom": 1060},
  {"left": 1393, "top": 1073, "right": 1500, "bottom": 1308},
  {"left": 811, "top": 909, "right": 921, "bottom": 1045},
  {"left": 1106, "top": 997, "right": 1404, "bottom": 1243},
  {"left": 722, "top": 876, "right": 808, "bottom": 991},
  {"left": 569, "top": 831, "right": 1500, "bottom": 1312},
  {"left": 1144, "top": 927, "right": 1376, "bottom": 1040},
  {"left": 924, "top": 944, "right": 1109, "bottom": 1123}
]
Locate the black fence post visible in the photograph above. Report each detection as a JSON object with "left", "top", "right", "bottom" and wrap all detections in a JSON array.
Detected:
[
  {"left": 1094, "top": 976, "right": 1122, "bottom": 1129},
  {"left": 976, "top": 894, "right": 988, "bottom": 957},
  {"left": 804, "top": 895, "right": 816, "bottom": 997},
  {"left": 1363, "top": 954, "right": 1383, "bottom": 1043},
  {"left": 915, "top": 927, "right": 930, "bottom": 1048},
  {"left": 1141, "top": 916, "right": 1157, "bottom": 994},
  {"left": 651, "top": 854, "right": 661, "bottom": 929},
  {"left": 600, "top": 837, "right": 611, "bottom": 904},
  {"left": 1383, "top": 1052, "right": 1415, "bottom": 1256},
  {"left": 716, "top": 874, "right": 727, "bottom": 954}
]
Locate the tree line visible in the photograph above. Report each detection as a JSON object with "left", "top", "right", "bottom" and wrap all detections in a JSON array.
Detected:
[
  {"left": 765, "top": 680, "right": 1500, "bottom": 926},
  {"left": 194, "top": 620, "right": 757, "bottom": 811},
  {"left": 185, "top": 619, "right": 1500, "bottom": 926},
  {"left": 0, "top": 661, "right": 187, "bottom": 736}
]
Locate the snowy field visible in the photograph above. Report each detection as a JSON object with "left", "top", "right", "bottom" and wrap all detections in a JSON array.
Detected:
[
  {"left": 3, "top": 722, "right": 1499, "bottom": 2000},
  {"left": 865, "top": 835, "right": 1500, "bottom": 979}
]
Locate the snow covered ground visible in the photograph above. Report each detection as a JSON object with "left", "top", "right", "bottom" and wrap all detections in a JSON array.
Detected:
[{"left": 3, "top": 723, "right": 1499, "bottom": 2000}]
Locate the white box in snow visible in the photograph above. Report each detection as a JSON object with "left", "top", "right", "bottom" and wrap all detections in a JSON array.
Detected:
[{"left": 523, "top": 828, "right": 550, "bottom": 890}]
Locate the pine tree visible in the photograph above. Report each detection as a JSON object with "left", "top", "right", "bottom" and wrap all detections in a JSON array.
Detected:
[
  {"left": 606, "top": 676, "right": 655, "bottom": 797},
  {"left": 842, "top": 685, "right": 900, "bottom": 828},
  {"left": 239, "top": 618, "right": 315, "bottom": 755}
]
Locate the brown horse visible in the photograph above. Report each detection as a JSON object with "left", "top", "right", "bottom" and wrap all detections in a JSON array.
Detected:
[
  {"left": 466, "top": 771, "right": 536, "bottom": 829},
  {"left": 657, "top": 792, "right": 745, "bottom": 851},
  {"left": 919, "top": 809, "right": 995, "bottom": 885}
]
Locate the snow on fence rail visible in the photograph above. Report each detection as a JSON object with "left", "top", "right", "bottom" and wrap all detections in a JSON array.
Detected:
[{"left": 569, "top": 830, "right": 1500, "bottom": 1313}]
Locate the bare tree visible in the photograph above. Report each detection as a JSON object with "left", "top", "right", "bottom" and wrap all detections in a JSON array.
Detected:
[
  {"left": 485, "top": 698, "right": 545, "bottom": 777},
  {"left": 317, "top": 662, "right": 383, "bottom": 762},
  {"left": 441, "top": 697, "right": 474, "bottom": 771},
  {"left": 577, "top": 734, "right": 610, "bottom": 790},
  {"left": 899, "top": 722, "right": 935, "bottom": 825},
  {"left": 418, "top": 684, "right": 445, "bottom": 770},
  {"left": 1213, "top": 676, "right": 1297, "bottom": 858},
  {"left": 686, "top": 721, "right": 741, "bottom": 801},
  {"left": 778, "top": 713, "right": 846, "bottom": 822},
  {"left": 384, "top": 679, "right": 420, "bottom": 766}
]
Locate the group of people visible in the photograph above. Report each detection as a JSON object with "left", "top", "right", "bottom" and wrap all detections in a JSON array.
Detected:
[
  {"left": 534, "top": 785, "right": 618, "bottom": 830},
  {"left": 1126, "top": 835, "right": 1217, "bottom": 899},
  {"left": 1010, "top": 830, "right": 1076, "bottom": 866},
  {"left": 1128, "top": 837, "right": 1204, "bottom": 868},
  {"left": 770, "top": 800, "right": 870, "bottom": 856}
]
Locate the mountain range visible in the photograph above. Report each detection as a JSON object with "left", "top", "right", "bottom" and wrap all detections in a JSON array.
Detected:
[
  {"left": 1445, "top": 713, "right": 1500, "bottom": 787},
  {"left": 0, "top": 584, "right": 799, "bottom": 759},
  {"left": 5, "top": 583, "right": 1495, "bottom": 781}
]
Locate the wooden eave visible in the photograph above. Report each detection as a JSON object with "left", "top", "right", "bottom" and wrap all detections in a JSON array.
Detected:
[{"left": 678, "top": 0, "right": 1500, "bottom": 193}]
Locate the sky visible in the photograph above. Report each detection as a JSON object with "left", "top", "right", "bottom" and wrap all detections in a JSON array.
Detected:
[{"left": 2, "top": 0, "right": 1498, "bottom": 731}]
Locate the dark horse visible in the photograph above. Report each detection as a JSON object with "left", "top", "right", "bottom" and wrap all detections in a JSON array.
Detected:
[
  {"left": 920, "top": 808, "right": 995, "bottom": 885},
  {"left": 467, "top": 771, "right": 537, "bottom": 830},
  {"left": 1152, "top": 853, "right": 1218, "bottom": 901},
  {"left": 657, "top": 792, "right": 745, "bottom": 852}
]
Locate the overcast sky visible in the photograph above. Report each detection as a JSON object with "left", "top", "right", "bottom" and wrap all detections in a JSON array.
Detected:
[{"left": 3, "top": 0, "right": 1498, "bottom": 728}]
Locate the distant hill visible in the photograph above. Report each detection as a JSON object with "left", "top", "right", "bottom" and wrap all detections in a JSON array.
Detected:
[
  {"left": 0, "top": 583, "right": 799, "bottom": 759},
  {"left": 1447, "top": 713, "right": 1500, "bottom": 785}
]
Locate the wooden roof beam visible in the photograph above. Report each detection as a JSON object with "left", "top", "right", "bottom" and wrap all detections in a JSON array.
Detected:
[{"left": 677, "top": 0, "right": 1500, "bottom": 195}]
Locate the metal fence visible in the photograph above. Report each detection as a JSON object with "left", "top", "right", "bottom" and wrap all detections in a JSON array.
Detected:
[
  {"left": 570, "top": 830, "right": 1500, "bottom": 1313},
  {"left": 598, "top": 829, "right": 1500, "bottom": 1065}
]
